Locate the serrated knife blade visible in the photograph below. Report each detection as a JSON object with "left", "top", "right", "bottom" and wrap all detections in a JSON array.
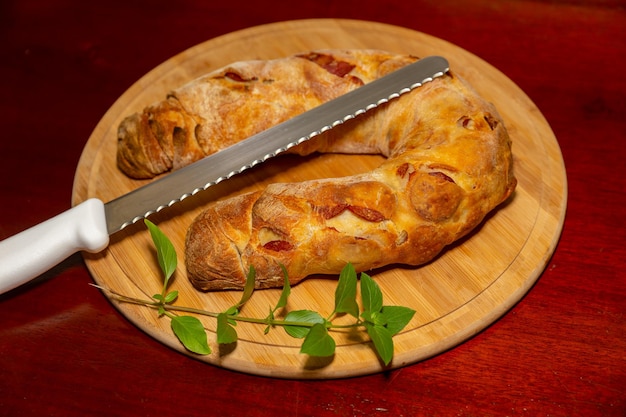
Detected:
[{"left": 0, "top": 55, "right": 449, "bottom": 294}]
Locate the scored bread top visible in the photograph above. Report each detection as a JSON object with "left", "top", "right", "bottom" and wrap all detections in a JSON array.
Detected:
[{"left": 116, "top": 50, "right": 520, "bottom": 290}]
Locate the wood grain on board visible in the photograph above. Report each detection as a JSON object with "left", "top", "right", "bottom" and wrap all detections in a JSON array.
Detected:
[{"left": 72, "top": 19, "right": 566, "bottom": 379}]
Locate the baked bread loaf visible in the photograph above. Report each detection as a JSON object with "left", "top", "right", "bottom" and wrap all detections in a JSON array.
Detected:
[
  {"left": 117, "top": 50, "right": 516, "bottom": 290},
  {"left": 117, "top": 50, "right": 416, "bottom": 178}
]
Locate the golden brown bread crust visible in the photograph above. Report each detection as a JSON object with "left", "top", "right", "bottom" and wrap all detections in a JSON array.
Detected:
[
  {"left": 171, "top": 50, "right": 516, "bottom": 291},
  {"left": 116, "top": 49, "right": 516, "bottom": 290},
  {"left": 117, "top": 50, "right": 414, "bottom": 178}
]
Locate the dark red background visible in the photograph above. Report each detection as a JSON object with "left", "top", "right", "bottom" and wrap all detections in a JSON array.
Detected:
[{"left": 1, "top": 1, "right": 624, "bottom": 416}]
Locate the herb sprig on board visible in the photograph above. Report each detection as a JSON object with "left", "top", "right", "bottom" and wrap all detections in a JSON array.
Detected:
[{"left": 97, "top": 220, "right": 416, "bottom": 365}]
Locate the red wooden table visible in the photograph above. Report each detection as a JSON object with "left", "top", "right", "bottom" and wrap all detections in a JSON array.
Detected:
[{"left": 1, "top": 1, "right": 624, "bottom": 415}]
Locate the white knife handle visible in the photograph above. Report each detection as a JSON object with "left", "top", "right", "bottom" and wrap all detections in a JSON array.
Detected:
[{"left": 0, "top": 198, "right": 109, "bottom": 294}]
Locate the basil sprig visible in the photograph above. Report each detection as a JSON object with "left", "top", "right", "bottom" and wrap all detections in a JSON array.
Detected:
[{"left": 98, "top": 220, "right": 416, "bottom": 366}]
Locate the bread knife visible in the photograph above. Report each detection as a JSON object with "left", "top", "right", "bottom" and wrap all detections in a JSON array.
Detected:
[{"left": 0, "top": 55, "right": 449, "bottom": 294}]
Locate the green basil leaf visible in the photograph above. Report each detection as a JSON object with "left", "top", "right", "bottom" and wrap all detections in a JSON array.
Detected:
[
  {"left": 217, "top": 313, "right": 238, "bottom": 344},
  {"left": 164, "top": 290, "right": 178, "bottom": 304},
  {"left": 381, "top": 305, "right": 416, "bottom": 335},
  {"left": 234, "top": 266, "right": 256, "bottom": 309},
  {"left": 334, "top": 263, "right": 359, "bottom": 318},
  {"left": 365, "top": 323, "right": 394, "bottom": 366},
  {"left": 144, "top": 219, "right": 177, "bottom": 283},
  {"left": 171, "top": 316, "right": 211, "bottom": 355},
  {"left": 283, "top": 310, "right": 324, "bottom": 338},
  {"left": 274, "top": 265, "right": 291, "bottom": 310},
  {"left": 361, "top": 310, "right": 373, "bottom": 323},
  {"left": 360, "top": 272, "right": 383, "bottom": 313},
  {"left": 361, "top": 310, "right": 387, "bottom": 326},
  {"left": 224, "top": 306, "right": 239, "bottom": 316},
  {"left": 300, "top": 323, "right": 336, "bottom": 357}
]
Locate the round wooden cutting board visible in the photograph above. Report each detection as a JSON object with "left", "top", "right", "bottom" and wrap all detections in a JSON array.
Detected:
[{"left": 72, "top": 19, "right": 567, "bottom": 379}]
